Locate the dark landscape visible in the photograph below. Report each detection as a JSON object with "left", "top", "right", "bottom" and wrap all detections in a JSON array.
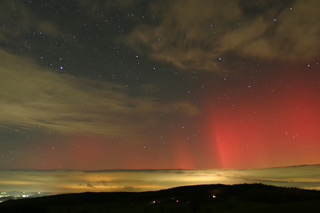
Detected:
[{"left": 1, "top": 184, "right": 320, "bottom": 212}]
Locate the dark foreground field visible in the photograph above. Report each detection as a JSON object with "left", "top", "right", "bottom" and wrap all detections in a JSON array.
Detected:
[{"left": 1, "top": 184, "right": 320, "bottom": 212}]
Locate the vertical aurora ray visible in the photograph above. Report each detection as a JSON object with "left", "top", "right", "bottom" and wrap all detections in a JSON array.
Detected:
[{"left": 206, "top": 69, "right": 320, "bottom": 169}]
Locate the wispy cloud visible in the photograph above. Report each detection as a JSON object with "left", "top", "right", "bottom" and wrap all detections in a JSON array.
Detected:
[{"left": 0, "top": 50, "right": 198, "bottom": 141}]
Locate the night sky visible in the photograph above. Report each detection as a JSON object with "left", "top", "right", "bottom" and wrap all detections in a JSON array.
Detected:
[{"left": 1, "top": 0, "right": 320, "bottom": 172}]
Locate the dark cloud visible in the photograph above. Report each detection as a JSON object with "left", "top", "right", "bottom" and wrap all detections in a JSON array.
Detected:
[
  {"left": 221, "top": 0, "right": 320, "bottom": 60},
  {"left": 125, "top": 0, "right": 320, "bottom": 72},
  {"left": 0, "top": 1, "right": 63, "bottom": 40}
]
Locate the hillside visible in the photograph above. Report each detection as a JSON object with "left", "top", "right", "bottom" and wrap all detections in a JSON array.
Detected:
[{"left": 1, "top": 184, "right": 320, "bottom": 212}]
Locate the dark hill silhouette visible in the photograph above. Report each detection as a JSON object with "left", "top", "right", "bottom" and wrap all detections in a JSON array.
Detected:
[{"left": 1, "top": 183, "right": 320, "bottom": 212}]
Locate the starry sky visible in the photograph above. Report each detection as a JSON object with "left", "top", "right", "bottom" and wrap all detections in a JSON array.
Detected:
[{"left": 1, "top": 0, "right": 320, "bottom": 171}]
